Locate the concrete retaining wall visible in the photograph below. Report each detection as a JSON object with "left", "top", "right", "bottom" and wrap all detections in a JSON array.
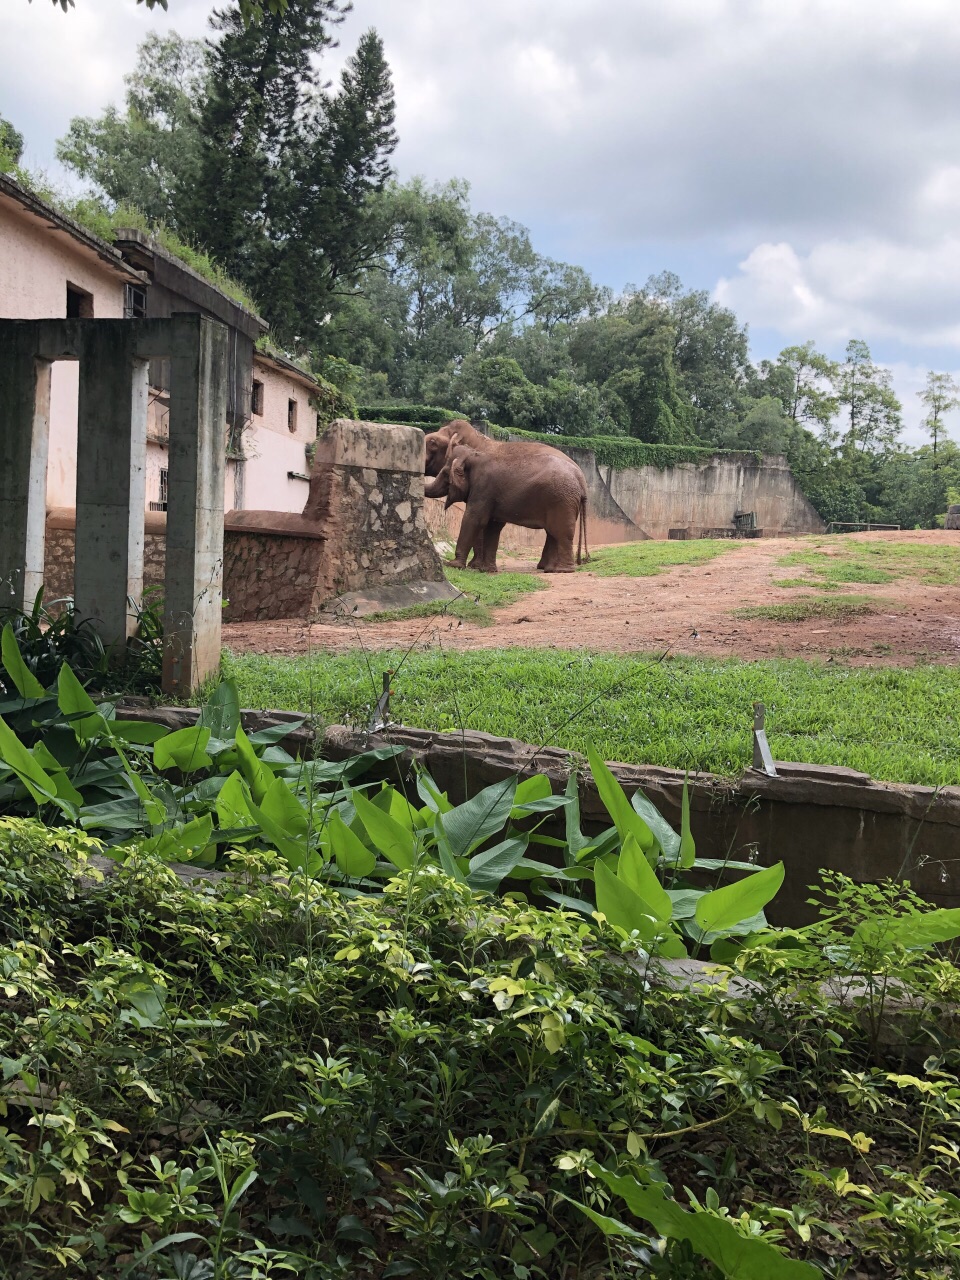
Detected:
[
  {"left": 426, "top": 448, "right": 824, "bottom": 551},
  {"left": 322, "top": 725, "right": 960, "bottom": 927}
]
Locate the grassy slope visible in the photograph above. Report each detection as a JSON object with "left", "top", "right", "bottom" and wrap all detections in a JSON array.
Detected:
[{"left": 224, "top": 648, "right": 960, "bottom": 787}]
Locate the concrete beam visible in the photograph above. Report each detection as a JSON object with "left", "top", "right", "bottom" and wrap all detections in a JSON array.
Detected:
[
  {"left": 0, "top": 325, "right": 51, "bottom": 608},
  {"left": 162, "top": 314, "right": 228, "bottom": 697},
  {"left": 75, "top": 323, "right": 149, "bottom": 646}
]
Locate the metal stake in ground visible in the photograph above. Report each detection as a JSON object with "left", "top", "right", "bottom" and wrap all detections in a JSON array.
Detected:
[
  {"left": 369, "top": 670, "right": 393, "bottom": 732},
  {"left": 752, "top": 702, "right": 778, "bottom": 777}
]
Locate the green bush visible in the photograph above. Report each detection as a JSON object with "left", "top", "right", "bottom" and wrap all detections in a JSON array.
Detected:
[
  {"left": 357, "top": 404, "right": 461, "bottom": 425},
  {"left": 487, "top": 425, "right": 763, "bottom": 470}
]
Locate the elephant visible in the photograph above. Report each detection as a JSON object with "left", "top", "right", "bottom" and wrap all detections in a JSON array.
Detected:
[
  {"left": 426, "top": 441, "right": 589, "bottom": 573},
  {"left": 425, "top": 417, "right": 578, "bottom": 478}
]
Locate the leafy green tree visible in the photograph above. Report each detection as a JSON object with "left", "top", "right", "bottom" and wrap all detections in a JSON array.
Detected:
[
  {"left": 187, "top": 2, "right": 396, "bottom": 345},
  {"left": 836, "top": 339, "right": 902, "bottom": 455},
  {"left": 642, "top": 272, "right": 752, "bottom": 444},
  {"left": 918, "top": 370, "right": 960, "bottom": 456},
  {"left": 57, "top": 33, "right": 205, "bottom": 231},
  {"left": 0, "top": 117, "right": 24, "bottom": 168},
  {"left": 757, "top": 341, "right": 839, "bottom": 434}
]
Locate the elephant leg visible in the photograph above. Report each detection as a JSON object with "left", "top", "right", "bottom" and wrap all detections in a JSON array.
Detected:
[
  {"left": 448, "top": 506, "right": 486, "bottom": 570},
  {"left": 537, "top": 534, "right": 559, "bottom": 571},
  {"left": 477, "top": 521, "right": 504, "bottom": 573},
  {"left": 542, "top": 514, "right": 578, "bottom": 572}
]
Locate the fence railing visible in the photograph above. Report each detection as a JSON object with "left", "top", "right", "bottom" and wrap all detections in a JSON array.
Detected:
[{"left": 826, "top": 521, "right": 901, "bottom": 533}]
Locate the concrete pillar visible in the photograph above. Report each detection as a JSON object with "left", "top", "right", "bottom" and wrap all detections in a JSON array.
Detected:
[
  {"left": 0, "top": 324, "right": 52, "bottom": 609},
  {"left": 162, "top": 314, "right": 229, "bottom": 696},
  {"left": 74, "top": 323, "right": 149, "bottom": 646}
]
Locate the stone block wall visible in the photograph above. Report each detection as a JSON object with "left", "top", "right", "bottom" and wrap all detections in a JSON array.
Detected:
[
  {"left": 221, "top": 419, "right": 448, "bottom": 621},
  {"left": 43, "top": 509, "right": 166, "bottom": 605}
]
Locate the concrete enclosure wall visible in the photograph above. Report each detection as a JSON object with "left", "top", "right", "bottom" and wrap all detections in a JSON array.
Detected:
[{"left": 426, "top": 446, "right": 824, "bottom": 551}]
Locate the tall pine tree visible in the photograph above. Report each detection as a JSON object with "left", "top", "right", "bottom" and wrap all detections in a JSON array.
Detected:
[{"left": 188, "top": 1, "right": 396, "bottom": 346}]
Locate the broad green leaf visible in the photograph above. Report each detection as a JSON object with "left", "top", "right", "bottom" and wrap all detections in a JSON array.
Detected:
[
  {"left": 630, "top": 788, "right": 681, "bottom": 861},
  {"left": 245, "top": 718, "right": 306, "bottom": 746},
  {"left": 153, "top": 725, "right": 213, "bottom": 774},
  {"left": 81, "top": 795, "right": 156, "bottom": 833},
  {"left": 111, "top": 719, "right": 171, "bottom": 744},
  {"left": 563, "top": 772, "right": 592, "bottom": 864},
  {"left": 260, "top": 776, "right": 309, "bottom": 841},
  {"left": 216, "top": 771, "right": 254, "bottom": 837},
  {"left": 249, "top": 801, "right": 307, "bottom": 865},
  {"left": 587, "top": 745, "right": 655, "bottom": 861},
  {"left": 438, "top": 777, "right": 518, "bottom": 858},
  {"left": 564, "top": 1197, "right": 646, "bottom": 1241},
  {"left": 416, "top": 766, "right": 454, "bottom": 813},
  {"left": 593, "top": 858, "right": 660, "bottom": 939},
  {"left": 234, "top": 725, "right": 273, "bottom": 803},
  {"left": 370, "top": 785, "right": 421, "bottom": 831},
  {"left": 354, "top": 791, "right": 416, "bottom": 870},
  {"left": 617, "top": 834, "right": 672, "bottom": 921},
  {"left": 695, "top": 862, "right": 785, "bottom": 935},
  {"left": 467, "top": 835, "right": 529, "bottom": 893},
  {"left": 510, "top": 774, "right": 555, "bottom": 816},
  {"left": 120, "top": 978, "right": 167, "bottom": 1025},
  {"left": 1, "top": 623, "right": 45, "bottom": 698},
  {"left": 329, "top": 809, "right": 376, "bottom": 878},
  {"left": 142, "top": 814, "right": 214, "bottom": 864},
  {"left": 678, "top": 776, "right": 696, "bottom": 868},
  {"left": 595, "top": 1170, "right": 820, "bottom": 1279},
  {"left": 57, "top": 664, "right": 107, "bottom": 740},
  {"left": 198, "top": 678, "right": 242, "bottom": 739},
  {"left": 0, "top": 714, "right": 63, "bottom": 809},
  {"left": 32, "top": 741, "right": 84, "bottom": 807}
]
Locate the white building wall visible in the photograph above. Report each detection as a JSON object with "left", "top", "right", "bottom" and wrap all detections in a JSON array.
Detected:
[
  {"left": 238, "top": 358, "right": 318, "bottom": 513},
  {"left": 0, "top": 198, "right": 128, "bottom": 510}
]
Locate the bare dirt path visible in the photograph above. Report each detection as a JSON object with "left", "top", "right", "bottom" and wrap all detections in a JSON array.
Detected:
[{"left": 223, "top": 529, "right": 960, "bottom": 666}]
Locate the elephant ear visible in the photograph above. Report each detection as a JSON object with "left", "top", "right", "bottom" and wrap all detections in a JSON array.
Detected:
[
  {"left": 448, "top": 431, "right": 461, "bottom": 447},
  {"left": 450, "top": 456, "right": 470, "bottom": 492}
]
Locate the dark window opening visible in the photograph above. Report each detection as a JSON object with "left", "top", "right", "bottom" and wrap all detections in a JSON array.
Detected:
[
  {"left": 124, "top": 283, "right": 147, "bottom": 319},
  {"left": 251, "top": 380, "right": 264, "bottom": 416},
  {"left": 66, "top": 283, "right": 94, "bottom": 318},
  {"left": 287, "top": 398, "right": 298, "bottom": 433}
]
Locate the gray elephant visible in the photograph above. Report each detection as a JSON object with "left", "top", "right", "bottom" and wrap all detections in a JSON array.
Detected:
[{"left": 426, "top": 441, "right": 589, "bottom": 573}]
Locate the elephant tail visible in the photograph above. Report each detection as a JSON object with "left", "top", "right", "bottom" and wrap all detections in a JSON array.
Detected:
[{"left": 576, "top": 496, "right": 591, "bottom": 564}]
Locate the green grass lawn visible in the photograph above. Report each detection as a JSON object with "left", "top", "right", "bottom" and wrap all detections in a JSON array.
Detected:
[
  {"left": 365, "top": 567, "right": 547, "bottom": 625},
  {"left": 224, "top": 648, "right": 960, "bottom": 787},
  {"left": 779, "top": 538, "right": 960, "bottom": 587},
  {"left": 579, "top": 538, "right": 738, "bottom": 576}
]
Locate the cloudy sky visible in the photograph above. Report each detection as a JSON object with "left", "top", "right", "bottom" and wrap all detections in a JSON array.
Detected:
[{"left": 7, "top": 0, "right": 960, "bottom": 443}]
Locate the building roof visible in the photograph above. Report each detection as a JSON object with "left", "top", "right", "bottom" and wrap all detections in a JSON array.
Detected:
[
  {"left": 0, "top": 173, "right": 147, "bottom": 286},
  {"left": 113, "top": 227, "right": 267, "bottom": 340},
  {"left": 254, "top": 346, "right": 324, "bottom": 394}
]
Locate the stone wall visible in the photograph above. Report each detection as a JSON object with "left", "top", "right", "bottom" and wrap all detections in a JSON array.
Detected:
[
  {"left": 222, "top": 420, "right": 453, "bottom": 621},
  {"left": 43, "top": 509, "right": 166, "bottom": 605},
  {"left": 42, "top": 421, "right": 453, "bottom": 621},
  {"left": 426, "top": 446, "right": 824, "bottom": 551}
]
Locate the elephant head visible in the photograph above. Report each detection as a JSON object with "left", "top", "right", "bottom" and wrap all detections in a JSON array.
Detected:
[
  {"left": 423, "top": 433, "right": 462, "bottom": 498},
  {"left": 443, "top": 445, "right": 477, "bottom": 509}
]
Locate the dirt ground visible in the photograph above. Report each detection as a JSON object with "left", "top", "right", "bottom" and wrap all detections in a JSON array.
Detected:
[{"left": 223, "top": 529, "right": 960, "bottom": 666}]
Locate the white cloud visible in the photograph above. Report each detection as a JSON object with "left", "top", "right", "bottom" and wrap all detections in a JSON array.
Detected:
[{"left": 716, "top": 235, "right": 960, "bottom": 349}]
